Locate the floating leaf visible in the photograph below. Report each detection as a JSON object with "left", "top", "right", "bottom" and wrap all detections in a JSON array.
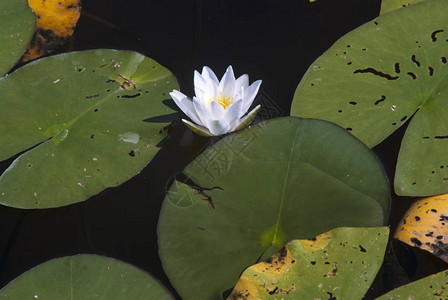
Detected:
[
  {"left": 394, "top": 193, "right": 448, "bottom": 263},
  {"left": 0, "top": 0, "right": 35, "bottom": 75},
  {"left": 229, "top": 227, "right": 389, "bottom": 299},
  {"left": 20, "top": 0, "right": 81, "bottom": 62},
  {"left": 158, "top": 117, "right": 390, "bottom": 299},
  {"left": 380, "top": 0, "right": 426, "bottom": 14},
  {"left": 0, "top": 49, "right": 177, "bottom": 209},
  {"left": 376, "top": 269, "right": 448, "bottom": 299},
  {"left": 0, "top": 254, "right": 174, "bottom": 299},
  {"left": 291, "top": 0, "right": 448, "bottom": 196}
]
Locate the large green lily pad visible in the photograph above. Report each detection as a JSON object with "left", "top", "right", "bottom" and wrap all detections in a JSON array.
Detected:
[
  {"left": 0, "top": 254, "right": 174, "bottom": 299},
  {"left": 0, "top": 49, "right": 177, "bottom": 208},
  {"left": 291, "top": 0, "right": 448, "bottom": 196},
  {"left": 229, "top": 227, "right": 389, "bottom": 299},
  {"left": 377, "top": 269, "right": 448, "bottom": 299},
  {"left": 158, "top": 117, "right": 390, "bottom": 300},
  {"left": 0, "top": 0, "right": 35, "bottom": 76}
]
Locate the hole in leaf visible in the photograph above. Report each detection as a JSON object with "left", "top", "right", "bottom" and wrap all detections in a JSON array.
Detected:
[
  {"left": 431, "top": 29, "right": 444, "bottom": 42},
  {"left": 374, "top": 95, "right": 386, "bottom": 105},
  {"left": 411, "top": 55, "right": 421, "bottom": 67},
  {"left": 407, "top": 72, "right": 417, "bottom": 79},
  {"left": 353, "top": 67, "right": 399, "bottom": 80}
]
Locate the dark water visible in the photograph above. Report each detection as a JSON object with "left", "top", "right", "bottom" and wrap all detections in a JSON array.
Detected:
[{"left": 1, "top": 0, "right": 446, "bottom": 299}]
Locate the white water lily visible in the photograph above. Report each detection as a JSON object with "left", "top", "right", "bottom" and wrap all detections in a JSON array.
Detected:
[{"left": 170, "top": 65, "right": 262, "bottom": 136}]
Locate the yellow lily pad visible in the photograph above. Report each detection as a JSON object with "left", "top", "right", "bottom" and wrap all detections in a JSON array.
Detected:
[
  {"left": 20, "top": 0, "right": 81, "bottom": 62},
  {"left": 394, "top": 193, "right": 448, "bottom": 263}
]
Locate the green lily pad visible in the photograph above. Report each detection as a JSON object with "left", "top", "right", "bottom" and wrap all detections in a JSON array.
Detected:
[
  {"left": 291, "top": 0, "right": 448, "bottom": 196},
  {"left": 380, "top": 0, "right": 426, "bottom": 14},
  {"left": 0, "top": 49, "right": 177, "bottom": 208},
  {"left": 0, "top": 254, "right": 174, "bottom": 299},
  {"left": 158, "top": 117, "right": 390, "bottom": 300},
  {"left": 229, "top": 227, "right": 389, "bottom": 299},
  {"left": 0, "top": 0, "right": 35, "bottom": 76},
  {"left": 376, "top": 269, "right": 448, "bottom": 299}
]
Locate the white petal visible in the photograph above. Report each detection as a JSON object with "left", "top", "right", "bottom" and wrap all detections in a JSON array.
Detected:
[
  {"left": 169, "top": 91, "right": 202, "bottom": 125},
  {"left": 208, "top": 100, "right": 225, "bottom": 120},
  {"left": 180, "top": 98, "right": 203, "bottom": 125},
  {"left": 170, "top": 89, "right": 187, "bottom": 101},
  {"left": 201, "top": 79, "right": 217, "bottom": 106},
  {"left": 218, "top": 66, "right": 235, "bottom": 97},
  {"left": 193, "top": 99, "right": 212, "bottom": 127},
  {"left": 194, "top": 70, "right": 206, "bottom": 99},
  {"left": 242, "top": 79, "right": 262, "bottom": 113},
  {"left": 236, "top": 90, "right": 249, "bottom": 119},
  {"left": 235, "top": 74, "right": 249, "bottom": 93},
  {"left": 182, "top": 119, "right": 212, "bottom": 136},
  {"left": 223, "top": 99, "right": 243, "bottom": 129},
  {"left": 205, "top": 119, "right": 230, "bottom": 136},
  {"left": 232, "top": 104, "right": 261, "bottom": 132},
  {"left": 194, "top": 70, "right": 205, "bottom": 90},
  {"left": 235, "top": 85, "right": 245, "bottom": 103},
  {"left": 202, "top": 66, "right": 219, "bottom": 86}
]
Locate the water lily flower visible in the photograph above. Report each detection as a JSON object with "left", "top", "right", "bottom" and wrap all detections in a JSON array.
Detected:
[{"left": 170, "top": 65, "right": 262, "bottom": 136}]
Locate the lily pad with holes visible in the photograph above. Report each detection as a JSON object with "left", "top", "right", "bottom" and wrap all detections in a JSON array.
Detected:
[
  {"left": 0, "top": 49, "right": 177, "bottom": 208},
  {"left": 228, "top": 227, "right": 389, "bottom": 300},
  {"left": 291, "top": 0, "right": 448, "bottom": 196},
  {"left": 0, "top": 254, "right": 174, "bottom": 299},
  {"left": 158, "top": 117, "right": 390, "bottom": 300},
  {"left": 0, "top": 0, "right": 35, "bottom": 75}
]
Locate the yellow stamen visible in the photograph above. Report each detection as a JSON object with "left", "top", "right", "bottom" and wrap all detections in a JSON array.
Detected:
[{"left": 207, "top": 94, "right": 234, "bottom": 109}]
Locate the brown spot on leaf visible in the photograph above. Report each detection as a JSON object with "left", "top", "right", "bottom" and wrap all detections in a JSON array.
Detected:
[{"left": 411, "top": 237, "right": 422, "bottom": 247}]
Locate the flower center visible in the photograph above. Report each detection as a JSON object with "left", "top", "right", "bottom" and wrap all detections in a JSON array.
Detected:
[{"left": 208, "top": 94, "right": 234, "bottom": 109}]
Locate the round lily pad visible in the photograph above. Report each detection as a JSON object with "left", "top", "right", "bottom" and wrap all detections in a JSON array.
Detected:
[
  {"left": 0, "top": 49, "right": 177, "bottom": 208},
  {"left": 158, "top": 117, "right": 390, "bottom": 299}
]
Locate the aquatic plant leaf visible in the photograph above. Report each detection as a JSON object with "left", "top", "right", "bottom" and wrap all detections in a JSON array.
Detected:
[
  {"left": 21, "top": 0, "right": 82, "bottom": 62},
  {"left": 376, "top": 269, "right": 448, "bottom": 299},
  {"left": 0, "top": 0, "right": 35, "bottom": 75},
  {"left": 0, "top": 49, "right": 177, "bottom": 208},
  {"left": 380, "top": 0, "right": 425, "bottom": 14},
  {"left": 394, "top": 193, "right": 448, "bottom": 263},
  {"left": 291, "top": 0, "right": 448, "bottom": 196},
  {"left": 228, "top": 227, "right": 389, "bottom": 299},
  {"left": 0, "top": 254, "right": 174, "bottom": 299},
  {"left": 158, "top": 117, "right": 390, "bottom": 300}
]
